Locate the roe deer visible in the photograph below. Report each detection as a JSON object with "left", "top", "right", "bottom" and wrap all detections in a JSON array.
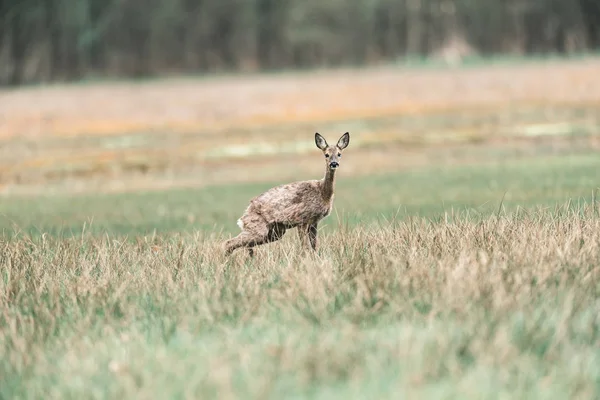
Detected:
[{"left": 224, "top": 132, "right": 350, "bottom": 256}]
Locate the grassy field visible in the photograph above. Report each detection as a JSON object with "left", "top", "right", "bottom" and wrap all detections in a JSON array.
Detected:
[
  {"left": 1, "top": 59, "right": 600, "bottom": 398},
  {"left": 2, "top": 204, "right": 600, "bottom": 399},
  {"left": 1, "top": 150, "right": 599, "bottom": 238}
]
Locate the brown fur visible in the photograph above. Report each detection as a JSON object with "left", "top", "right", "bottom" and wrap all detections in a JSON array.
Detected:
[{"left": 224, "top": 132, "right": 350, "bottom": 256}]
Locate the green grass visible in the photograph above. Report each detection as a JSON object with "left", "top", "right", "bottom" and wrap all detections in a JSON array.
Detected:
[
  {"left": 2, "top": 150, "right": 600, "bottom": 399},
  {"left": 1, "top": 152, "right": 598, "bottom": 238}
]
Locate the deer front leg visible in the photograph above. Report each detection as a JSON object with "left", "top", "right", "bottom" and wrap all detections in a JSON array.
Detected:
[
  {"left": 307, "top": 223, "right": 318, "bottom": 251},
  {"left": 298, "top": 224, "right": 310, "bottom": 250},
  {"left": 298, "top": 223, "right": 318, "bottom": 251}
]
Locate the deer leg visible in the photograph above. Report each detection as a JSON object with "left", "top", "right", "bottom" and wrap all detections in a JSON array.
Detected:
[
  {"left": 267, "top": 223, "right": 287, "bottom": 243},
  {"left": 245, "top": 224, "right": 286, "bottom": 256},
  {"left": 298, "top": 224, "right": 309, "bottom": 248},
  {"left": 298, "top": 223, "right": 318, "bottom": 251},
  {"left": 225, "top": 220, "right": 289, "bottom": 256},
  {"left": 308, "top": 223, "right": 318, "bottom": 251},
  {"left": 225, "top": 222, "right": 282, "bottom": 256},
  {"left": 224, "top": 231, "right": 260, "bottom": 255}
]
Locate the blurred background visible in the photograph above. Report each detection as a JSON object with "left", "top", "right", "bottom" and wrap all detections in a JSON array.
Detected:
[
  {"left": 1, "top": 0, "right": 600, "bottom": 82},
  {"left": 0, "top": 0, "right": 599, "bottom": 235}
]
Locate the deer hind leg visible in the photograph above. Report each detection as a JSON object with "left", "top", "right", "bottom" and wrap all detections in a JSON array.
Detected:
[
  {"left": 243, "top": 223, "right": 287, "bottom": 256},
  {"left": 224, "top": 230, "right": 261, "bottom": 256},
  {"left": 224, "top": 220, "right": 286, "bottom": 256},
  {"left": 225, "top": 212, "right": 269, "bottom": 256}
]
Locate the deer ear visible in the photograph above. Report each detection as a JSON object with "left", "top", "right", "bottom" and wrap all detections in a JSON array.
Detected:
[
  {"left": 315, "top": 132, "right": 328, "bottom": 150},
  {"left": 337, "top": 132, "right": 350, "bottom": 150}
]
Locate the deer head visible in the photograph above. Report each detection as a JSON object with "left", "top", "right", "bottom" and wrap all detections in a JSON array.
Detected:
[{"left": 315, "top": 132, "right": 350, "bottom": 171}]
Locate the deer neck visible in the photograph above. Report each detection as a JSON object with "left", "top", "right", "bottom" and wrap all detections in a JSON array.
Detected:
[{"left": 321, "top": 167, "right": 336, "bottom": 201}]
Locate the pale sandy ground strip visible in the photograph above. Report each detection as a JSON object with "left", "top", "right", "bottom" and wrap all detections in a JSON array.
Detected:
[{"left": 1, "top": 59, "right": 600, "bottom": 139}]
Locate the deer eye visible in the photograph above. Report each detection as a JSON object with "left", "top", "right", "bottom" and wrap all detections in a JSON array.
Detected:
[
  {"left": 337, "top": 153, "right": 341, "bottom": 157},
  {"left": 325, "top": 154, "right": 330, "bottom": 158}
]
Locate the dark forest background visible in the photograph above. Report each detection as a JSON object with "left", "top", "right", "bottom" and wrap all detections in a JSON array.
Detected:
[{"left": 1, "top": 0, "right": 600, "bottom": 86}]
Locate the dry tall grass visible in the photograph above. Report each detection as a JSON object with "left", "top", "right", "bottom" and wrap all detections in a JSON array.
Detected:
[{"left": 2, "top": 207, "right": 599, "bottom": 398}]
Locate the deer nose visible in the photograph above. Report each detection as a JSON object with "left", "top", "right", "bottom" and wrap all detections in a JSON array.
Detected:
[{"left": 330, "top": 162, "right": 339, "bottom": 168}]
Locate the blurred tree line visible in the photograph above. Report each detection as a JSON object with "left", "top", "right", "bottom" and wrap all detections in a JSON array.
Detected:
[{"left": 1, "top": 0, "right": 599, "bottom": 85}]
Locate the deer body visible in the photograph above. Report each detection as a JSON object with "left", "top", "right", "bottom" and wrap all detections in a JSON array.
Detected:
[{"left": 224, "top": 132, "right": 350, "bottom": 256}]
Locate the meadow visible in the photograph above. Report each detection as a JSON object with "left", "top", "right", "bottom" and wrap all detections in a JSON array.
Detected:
[{"left": 1, "top": 58, "right": 600, "bottom": 399}]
